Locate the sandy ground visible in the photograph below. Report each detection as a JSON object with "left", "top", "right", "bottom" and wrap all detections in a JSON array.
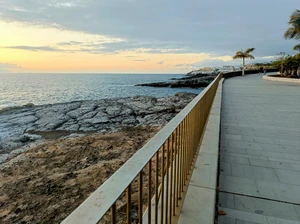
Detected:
[{"left": 0, "top": 126, "right": 159, "bottom": 224}]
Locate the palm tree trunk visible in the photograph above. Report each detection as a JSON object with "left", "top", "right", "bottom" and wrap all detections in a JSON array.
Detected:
[{"left": 242, "top": 57, "right": 245, "bottom": 76}]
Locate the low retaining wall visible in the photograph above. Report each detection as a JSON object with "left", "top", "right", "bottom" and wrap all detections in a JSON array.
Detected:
[
  {"left": 178, "top": 78, "right": 224, "bottom": 224},
  {"left": 263, "top": 75, "right": 300, "bottom": 84},
  {"left": 223, "top": 69, "right": 279, "bottom": 79}
]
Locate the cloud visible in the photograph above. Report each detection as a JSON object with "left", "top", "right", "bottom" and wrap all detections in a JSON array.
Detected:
[
  {"left": 0, "top": 0, "right": 299, "bottom": 56},
  {"left": 2, "top": 45, "right": 65, "bottom": 52},
  {"left": 133, "top": 59, "right": 149, "bottom": 62},
  {"left": 0, "top": 62, "right": 22, "bottom": 72},
  {"left": 56, "top": 41, "right": 82, "bottom": 46},
  {"left": 157, "top": 61, "right": 164, "bottom": 65}
]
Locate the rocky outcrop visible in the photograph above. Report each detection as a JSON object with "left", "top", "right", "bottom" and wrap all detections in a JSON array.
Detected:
[
  {"left": 136, "top": 74, "right": 217, "bottom": 88},
  {"left": 0, "top": 93, "right": 196, "bottom": 155}
]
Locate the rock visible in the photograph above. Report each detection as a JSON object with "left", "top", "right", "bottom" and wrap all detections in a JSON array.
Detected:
[
  {"left": 0, "top": 92, "right": 197, "bottom": 159},
  {"left": 136, "top": 74, "right": 216, "bottom": 88},
  {"left": 84, "top": 117, "right": 110, "bottom": 125}
]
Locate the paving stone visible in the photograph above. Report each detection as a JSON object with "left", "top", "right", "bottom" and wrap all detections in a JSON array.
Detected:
[
  {"left": 177, "top": 186, "right": 215, "bottom": 224},
  {"left": 219, "top": 207, "right": 268, "bottom": 223},
  {"left": 233, "top": 194, "right": 300, "bottom": 221},
  {"left": 218, "top": 216, "right": 237, "bottom": 224},
  {"left": 219, "top": 175, "right": 260, "bottom": 197},
  {"left": 190, "top": 152, "right": 218, "bottom": 189},
  {"left": 218, "top": 74, "right": 300, "bottom": 224},
  {"left": 220, "top": 162, "right": 232, "bottom": 175},
  {"left": 256, "top": 180, "right": 300, "bottom": 204},
  {"left": 242, "top": 136, "right": 274, "bottom": 144},
  {"left": 246, "top": 150, "right": 285, "bottom": 159},
  {"left": 229, "top": 140, "right": 263, "bottom": 150},
  {"left": 218, "top": 192, "right": 235, "bottom": 209},
  {"left": 249, "top": 158, "right": 295, "bottom": 170},
  {"left": 231, "top": 163, "right": 279, "bottom": 182},
  {"left": 220, "top": 155, "right": 250, "bottom": 165},
  {"left": 275, "top": 169, "right": 300, "bottom": 185}
]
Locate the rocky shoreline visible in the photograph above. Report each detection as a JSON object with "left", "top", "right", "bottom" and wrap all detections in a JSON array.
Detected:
[
  {"left": 136, "top": 73, "right": 217, "bottom": 88},
  {"left": 0, "top": 92, "right": 196, "bottom": 163}
]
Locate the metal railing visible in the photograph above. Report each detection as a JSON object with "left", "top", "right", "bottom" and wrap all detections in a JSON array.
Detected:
[{"left": 62, "top": 73, "right": 223, "bottom": 224}]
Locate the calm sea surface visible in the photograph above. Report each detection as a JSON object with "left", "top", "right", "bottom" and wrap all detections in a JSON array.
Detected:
[{"left": 0, "top": 73, "right": 202, "bottom": 110}]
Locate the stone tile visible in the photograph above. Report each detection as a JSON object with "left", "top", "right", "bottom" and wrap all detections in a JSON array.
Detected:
[
  {"left": 218, "top": 216, "right": 237, "bottom": 224},
  {"left": 249, "top": 158, "right": 295, "bottom": 170},
  {"left": 229, "top": 140, "right": 263, "bottom": 150},
  {"left": 236, "top": 220, "right": 260, "bottom": 224},
  {"left": 247, "top": 150, "right": 285, "bottom": 159},
  {"left": 222, "top": 147, "right": 247, "bottom": 155},
  {"left": 177, "top": 186, "right": 215, "bottom": 224},
  {"left": 218, "top": 192, "right": 235, "bottom": 209},
  {"left": 291, "top": 164, "right": 300, "bottom": 171},
  {"left": 219, "top": 175, "right": 260, "bottom": 197},
  {"left": 234, "top": 194, "right": 300, "bottom": 221},
  {"left": 266, "top": 217, "right": 300, "bottom": 224},
  {"left": 284, "top": 153, "right": 300, "bottom": 161},
  {"left": 294, "top": 205, "right": 300, "bottom": 219},
  {"left": 256, "top": 180, "right": 300, "bottom": 204},
  {"left": 231, "top": 163, "right": 279, "bottom": 182},
  {"left": 219, "top": 207, "right": 268, "bottom": 224},
  {"left": 190, "top": 152, "right": 218, "bottom": 189},
  {"left": 275, "top": 169, "right": 300, "bottom": 185},
  {"left": 221, "top": 155, "right": 250, "bottom": 165},
  {"left": 220, "top": 162, "right": 232, "bottom": 175},
  {"left": 267, "top": 157, "right": 300, "bottom": 165},
  {"left": 222, "top": 134, "right": 243, "bottom": 141},
  {"left": 242, "top": 136, "right": 274, "bottom": 144}
]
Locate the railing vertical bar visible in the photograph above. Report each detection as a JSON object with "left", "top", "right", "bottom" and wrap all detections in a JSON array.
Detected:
[
  {"left": 174, "top": 129, "right": 178, "bottom": 211},
  {"left": 160, "top": 145, "right": 165, "bottom": 224},
  {"left": 155, "top": 151, "right": 159, "bottom": 224},
  {"left": 111, "top": 203, "right": 116, "bottom": 224},
  {"left": 138, "top": 172, "right": 143, "bottom": 224},
  {"left": 169, "top": 133, "right": 173, "bottom": 223},
  {"left": 182, "top": 119, "right": 186, "bottom": 187},
  {"left": 148, "top": 160, "right": 152, "bottom": 223},
  {"left": 127, "top": 184, "right": 132, "bottom": 224},
  {"left": 165, "top": 138, "right": 170, "bottom": 224},
  {"left": 177, "top": 125, "right": 181, "bottom": 203}
]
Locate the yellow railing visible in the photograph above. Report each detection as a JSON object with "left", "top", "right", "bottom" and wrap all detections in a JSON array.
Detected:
[{"left": 62, "top": 73, "right": 223, "bottom": 224}]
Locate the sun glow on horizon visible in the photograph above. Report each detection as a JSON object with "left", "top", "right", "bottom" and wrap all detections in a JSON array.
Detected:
[{"left": 0, "top": 21, "right": 233, "bottom": 73}]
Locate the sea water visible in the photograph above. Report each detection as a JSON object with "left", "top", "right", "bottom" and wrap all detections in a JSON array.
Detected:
[{"left": 0, "top": 73, "right": 203, "bottom": 109}]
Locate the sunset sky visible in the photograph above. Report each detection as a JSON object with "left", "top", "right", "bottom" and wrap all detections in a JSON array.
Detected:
[{"left": 0, "top": 0, "right": 299, "bottom": 73}]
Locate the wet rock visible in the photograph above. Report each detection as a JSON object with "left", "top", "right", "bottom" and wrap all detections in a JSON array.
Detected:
[{"left": 0, "top": 93, "right": 196, "bottom": 159}]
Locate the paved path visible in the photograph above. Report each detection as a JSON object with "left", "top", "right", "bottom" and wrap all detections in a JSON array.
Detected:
[{"left": 218, "top": 74, "right": 300, "bottom": 224}]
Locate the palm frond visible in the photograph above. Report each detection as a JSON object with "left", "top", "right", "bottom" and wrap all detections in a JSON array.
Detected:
[
  {"left": 284, "top": 27, "right": 300, "bottom": 40},
  {"left": 285, "top": 10, "right": 300, "bottom": 40},
  {"left": 245, "top": 48, "right": 255, "bottom": 54},
  {"left": 294, "top": 43, "right": 300, "bottom": 51},
  {"left": 245, "top": 54, "right": 255, "bottom": 59}
]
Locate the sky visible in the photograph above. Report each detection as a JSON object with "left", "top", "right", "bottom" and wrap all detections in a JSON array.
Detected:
[{"left": 0, "top": 0, "right": 299, "bottom": 73}]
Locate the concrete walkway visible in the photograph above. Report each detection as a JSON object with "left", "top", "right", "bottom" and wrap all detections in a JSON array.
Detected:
[{"left": 218, "top": 74, "right": 300, "bottom": 224}]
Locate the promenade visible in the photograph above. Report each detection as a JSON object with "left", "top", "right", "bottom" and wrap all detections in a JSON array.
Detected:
[{"left": 218, "top": 74, "right": 300, "bottom": 223}]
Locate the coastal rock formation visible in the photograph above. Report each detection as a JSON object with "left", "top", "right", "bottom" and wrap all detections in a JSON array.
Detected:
[
  {"left": 0, "top": 92, "right": 196, "bottom": 159},
  {"left": 136, "top": 73, "right": 217, "bottom": 88}
]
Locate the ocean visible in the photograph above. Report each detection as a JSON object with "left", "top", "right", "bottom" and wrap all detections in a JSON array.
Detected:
[{"left": 0, "top": 73, "right": 202, "bottom": 110}]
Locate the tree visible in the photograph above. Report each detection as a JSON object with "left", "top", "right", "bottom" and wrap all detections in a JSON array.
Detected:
[
  {"left": 293, "top": 43, "right": 300, "bottom": 51},
  {"left": 284, "top": 10, "right": 300, "bottom": 77},
  {"left": 284, "top": 10, "right": 300, "bottom": 41},
  {"left": 233, "top": 48, "right": 255, "bottom": 76}
]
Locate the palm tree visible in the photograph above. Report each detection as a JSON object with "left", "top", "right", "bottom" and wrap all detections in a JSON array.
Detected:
[
  {"left": 284, "top": 10, "right": 300, "bottom": 42},
  {"left": 233, "top": 48, "right": 255, "bottom": 76},
  {"left": 284, "top": 10, "right": 300, "bottom": 77}
]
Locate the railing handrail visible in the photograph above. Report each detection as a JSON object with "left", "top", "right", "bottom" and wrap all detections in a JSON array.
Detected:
[{"left": 62, "top": 73, "right": 222, "bottom": 224}]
